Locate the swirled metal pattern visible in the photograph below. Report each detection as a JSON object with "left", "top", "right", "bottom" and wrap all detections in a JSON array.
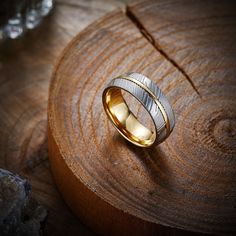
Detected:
[{"left": 103, "top": 72, "right": 175, "bottom": 146}]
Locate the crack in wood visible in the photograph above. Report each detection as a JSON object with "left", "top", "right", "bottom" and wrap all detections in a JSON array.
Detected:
[{"left": 125, "top": 6, "right": 201, "bottom": 97}]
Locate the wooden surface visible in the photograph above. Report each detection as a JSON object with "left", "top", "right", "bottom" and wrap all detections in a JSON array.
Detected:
[
  {"left": 0, "top": 1, "right": 126, "bottom": 235},
  {"left": 48, "top": 0, "right": 236, "bottom": 235}
]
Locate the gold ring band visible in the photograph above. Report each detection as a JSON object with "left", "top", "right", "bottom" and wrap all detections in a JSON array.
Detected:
[{"left": 102, "top": 72, "right": 175, "bottom": 147}]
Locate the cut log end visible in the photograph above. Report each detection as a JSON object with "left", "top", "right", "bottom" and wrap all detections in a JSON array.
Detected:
[{"left": 48, "top": 1, "right": 236, "bottom": 235}]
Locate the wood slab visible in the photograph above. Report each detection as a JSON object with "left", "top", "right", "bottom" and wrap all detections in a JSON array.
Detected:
[{"left": 48, "top": 1, "right": 236, "bottom": 235}]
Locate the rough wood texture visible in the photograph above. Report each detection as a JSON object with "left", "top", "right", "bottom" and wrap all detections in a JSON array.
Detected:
[
  {"left": 0, "top": 1, "right": 125, "bottom": 235},
  {"left": 48, "top": 0, "right": 236, "bottom": 235}
]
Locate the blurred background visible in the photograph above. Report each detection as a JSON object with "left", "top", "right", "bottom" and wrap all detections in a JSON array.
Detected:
[{"left": 0, "top": 0, "right": 54, "bottom": 40}]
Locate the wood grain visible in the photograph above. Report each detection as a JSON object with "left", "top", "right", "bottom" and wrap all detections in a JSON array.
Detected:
[
  {"left": 48, "top": 0, "right": 236, "bottom": 234},
  {"left": 0, "top": 1, "right": 125, "bottom": 235}
]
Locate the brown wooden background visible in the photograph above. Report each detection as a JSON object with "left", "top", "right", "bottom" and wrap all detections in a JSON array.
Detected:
[{"left": 1, "top": 0, "right": 236, "bottom": 235}]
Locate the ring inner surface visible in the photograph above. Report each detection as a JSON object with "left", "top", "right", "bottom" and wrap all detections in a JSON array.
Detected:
[{"left": 104, "top": 88, "right": 156, "bottom": 147}]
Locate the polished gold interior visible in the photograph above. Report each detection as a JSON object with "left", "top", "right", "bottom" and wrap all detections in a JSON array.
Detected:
[{"left": 103, "top": 88, "right": 156, "bottom": 147}]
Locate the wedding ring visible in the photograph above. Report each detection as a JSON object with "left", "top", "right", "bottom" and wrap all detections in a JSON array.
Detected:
[{"left": 102, "top": 72, "right": 175, "bottom": 147}]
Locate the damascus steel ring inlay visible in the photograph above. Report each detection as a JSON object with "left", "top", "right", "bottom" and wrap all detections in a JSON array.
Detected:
[{"left": 102, "top": 72, "right": 175, "bottom": 147}]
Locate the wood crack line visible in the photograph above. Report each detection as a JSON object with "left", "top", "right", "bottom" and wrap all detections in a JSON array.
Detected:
[{"left": 125, "top": 6, "right": 201, "bottom": 97}]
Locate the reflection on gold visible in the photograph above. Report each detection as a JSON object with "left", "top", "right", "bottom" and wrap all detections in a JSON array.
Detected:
[{"left": 103, "top": 88, "right": 156, "bottom": 147}]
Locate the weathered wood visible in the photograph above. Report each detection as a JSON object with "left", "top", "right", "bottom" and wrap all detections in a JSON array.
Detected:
[
  {"left": 0, "top": 1, "right": 125, "bottom": 235},
  {"left": 48, "top": 0, "right": 236, "bottom": 235}
]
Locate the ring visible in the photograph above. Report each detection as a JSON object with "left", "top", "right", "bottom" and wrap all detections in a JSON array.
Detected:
[{"left": 102, "top": 72, "right": 175, "bottom": 147}]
